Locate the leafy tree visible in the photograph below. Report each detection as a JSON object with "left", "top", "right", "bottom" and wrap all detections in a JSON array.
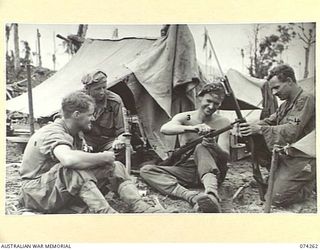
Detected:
[
  {"left": 246, "top": 24, "right": 294, "bottom": 79},
  {"left": 276, "top": 23, "right": 315, "bottom": 78},
  {"left": 293, "top": 23, "right": 315, "bottom": 78}
]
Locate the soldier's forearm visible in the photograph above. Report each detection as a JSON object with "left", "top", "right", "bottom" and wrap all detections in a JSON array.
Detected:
[
  {"left": 160, "top": 124, "right": 195, "bottom": 135},
  {"left": 60, "top": 151, "right": 113, "bottom": 170},
  {"left": 260, "top": 124, "right": 300, "bottom": 150}
]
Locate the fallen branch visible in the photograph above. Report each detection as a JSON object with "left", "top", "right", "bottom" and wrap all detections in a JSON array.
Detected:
[
  {"left": 150, "top": 195, "right": 165, "bottom": 210},
  {"left": 232, "top": 184, "right": 249, "bottom": 202}
]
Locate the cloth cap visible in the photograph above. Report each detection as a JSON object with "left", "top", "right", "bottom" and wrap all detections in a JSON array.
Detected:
[
  {"left": 81, "top": 70, "right": 107, "bottom": 87},
  {"left": 198, "top": 79, "right": 226, "bottom": 98}
]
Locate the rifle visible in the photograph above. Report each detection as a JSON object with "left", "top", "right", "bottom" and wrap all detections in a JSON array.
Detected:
[
  {"left": 206, "top": 30, "right": 267, "bottom": 201},
  {"left": 223, "top": 76, "right": 267, "bottom": 200},
  {"left": 159, "top": 120, "right": 240, "bottom": 166}
]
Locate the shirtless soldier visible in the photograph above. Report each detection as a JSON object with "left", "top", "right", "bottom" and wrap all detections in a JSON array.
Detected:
[{"left": 140, "top": 81, "right": 230, "bottom": 213}]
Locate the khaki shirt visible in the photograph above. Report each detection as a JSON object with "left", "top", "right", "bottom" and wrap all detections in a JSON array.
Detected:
[
  {"left": 258, "top": 88, "right": 315, "bottom": 151},
  {"left": 20, "top": 119, "right": 84, "bottom": 179},
  {"left": 84, "top": 90, "right": 125, "bottom": 150}
]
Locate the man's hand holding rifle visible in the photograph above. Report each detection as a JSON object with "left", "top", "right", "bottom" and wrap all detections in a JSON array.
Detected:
[
  {"left": 202, "top": 29, "right": 267, "bottom": 201},
  {"left": 161, "top": 119, "right": 240, "bottom": 167},
  {"left": 140, "top": 81, "right": 233, "bottom": 213}
]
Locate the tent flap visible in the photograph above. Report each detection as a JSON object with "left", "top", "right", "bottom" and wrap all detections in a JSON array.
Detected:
[{"left": 126, "top": 25, "right": 201, "bottom": 117}]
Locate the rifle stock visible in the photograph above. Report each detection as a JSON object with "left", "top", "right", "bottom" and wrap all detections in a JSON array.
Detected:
[{"left": 159, "top": 120, "right": 240, "bottom": 166}]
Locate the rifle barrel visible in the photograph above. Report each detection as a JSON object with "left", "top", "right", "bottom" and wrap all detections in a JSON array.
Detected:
[{"left": 56, "top": 34, "right": 70, "bottom": 43}]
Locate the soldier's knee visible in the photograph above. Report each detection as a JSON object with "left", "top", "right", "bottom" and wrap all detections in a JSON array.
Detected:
[
  {"left": 271, "top": 192, "right": 287, "bottom": 207},
  {"left": 140, "top": 165, "right": 157, "bottom": 180},
  {"left": 112, "top": 161, "right": 130, "bottom": 179},
  {"left": 195, "top": 143, "right": 205, "bottom": 152},
  {"left": 271, "top": 182, "right": 289, "bottom": 206},
  {"left": 57, "top": 167, "right": 96, "bottom": 196},
  {"left": 63, "top": 167, "right": 91, "bottom": 182},
  {"left": 272, "top": 196, "right": 291, "bottom": 207},
  {"left": 271, "top": 189, "right": 300, "bottom": 207}
]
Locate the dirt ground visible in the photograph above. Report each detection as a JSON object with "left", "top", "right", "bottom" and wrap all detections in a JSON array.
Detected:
[{"left": 5, "top": 139, "right": 317, "bottom": 215}]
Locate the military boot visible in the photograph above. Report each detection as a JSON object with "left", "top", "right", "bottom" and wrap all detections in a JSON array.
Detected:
[
  {"left": 79, "top": 181, "right": 118, "bottom": 214},
  {"left": 171, "top": 184, "right": 220, "bottom": 213},
  {"left": 118, "top": 180, "right": 171, "bottom": 213},
  {"left": 201, "top": 173, "right": 221, "bottom": 213}
]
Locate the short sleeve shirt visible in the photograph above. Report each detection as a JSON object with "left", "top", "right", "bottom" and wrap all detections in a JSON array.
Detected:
[{"left": 20, "top": 119, "right": 84, "bottom": 179}]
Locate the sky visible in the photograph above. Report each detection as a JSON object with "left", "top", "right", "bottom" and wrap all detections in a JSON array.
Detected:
[{"left": 7, "top": 23, "right": 315, "bottom": 81}]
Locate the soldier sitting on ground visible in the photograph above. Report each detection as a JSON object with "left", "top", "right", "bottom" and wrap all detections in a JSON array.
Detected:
[
  {"left": 19, "top": 91, "right": 172, "bottom": 213},
  {"left": 140, "top": 81, "right": 231, "bottom": 213}
]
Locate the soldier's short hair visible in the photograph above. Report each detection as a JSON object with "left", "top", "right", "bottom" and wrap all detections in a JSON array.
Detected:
[
  {"left": 61, "top": 91, "right": 95, "bottom": 118},
  {"left": 267, "top": 64, "right": 297, "bottom": 83},
  {"left": 198, "top": 79, "right": 226, "bottom": 99}
]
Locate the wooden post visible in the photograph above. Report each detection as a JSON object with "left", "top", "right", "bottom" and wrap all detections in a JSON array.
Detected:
[
  {"left": 24, "top": 41, "right": 35, "bottom": 135},
  {"left": 122, "top": 107, "right": 132, "bottom": 173},
  {"left": 37, "top": 29, "right": 42, "bottom": 67},
  {"left": 264, "top": 146, "right": 281, "bottom": 213},
  {"left": 52, "top": 32, "right": 56, "bottom": 71},
  {"left": 13, "top": 23, "right": 21, "bottom": 75}
]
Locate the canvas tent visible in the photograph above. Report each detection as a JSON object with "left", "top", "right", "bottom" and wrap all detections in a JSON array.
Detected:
[
  {"left": 225, "top": 68, "right": 266, "bottom": 109},
  {"left": 286, "top": 130, "right": 316, "bottom": 158},
  {"left": 7, "top": 25, "right": 208, "bottom": 159}
]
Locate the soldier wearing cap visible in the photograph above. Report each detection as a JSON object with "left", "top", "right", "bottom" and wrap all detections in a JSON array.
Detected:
[
  {"left": 81, "top": 70, "right": 126, "bottom": 160},
  {"left": 140, "top": 81, "right": 231, "bottom": 213},
  {"left": 239, "top": 64, "right": 315, "bottom": 207}
]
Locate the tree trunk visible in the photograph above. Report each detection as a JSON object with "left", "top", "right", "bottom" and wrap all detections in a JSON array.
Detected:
[
  {"left": 254, "top": 27, "right": 258, "bottom": 77},
  {"left": 37, "top": 29, "right": 42, "bottom": 67},
  {"left": 5, "top": 25, "right": 11, "bottom": 58},
  {"left": 77, "top": 24, "right": 88, "bottom": 39},
  {"left": 13, "top": 23, "right": 20, "bottom": 75},
  {"left": 253, "top": 25, "right": 260, "bottom": 78},
  {"left": 303, "top": 46, "right": 310, "bottom": 79}
]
